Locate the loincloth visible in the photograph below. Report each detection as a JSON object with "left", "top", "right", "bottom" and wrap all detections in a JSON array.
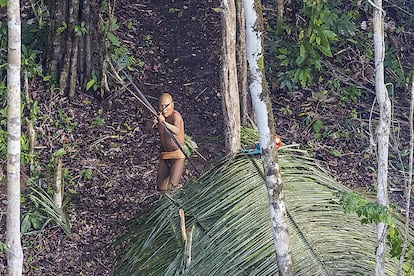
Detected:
[{"left": 161, "top": 149, "right": 185, "bottom": 159}]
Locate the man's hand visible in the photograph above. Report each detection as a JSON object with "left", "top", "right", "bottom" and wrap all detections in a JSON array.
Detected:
[
  {"left": 145, "top": 116, "right": 158, "bottom": 132},
  {"left": 158, "top": 113, "right": 166, "bottom": 123}
]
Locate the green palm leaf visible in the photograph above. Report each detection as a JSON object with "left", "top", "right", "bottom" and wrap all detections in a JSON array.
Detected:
[{"left": 115, "top": 145, "right": 413, "bottom": 275}]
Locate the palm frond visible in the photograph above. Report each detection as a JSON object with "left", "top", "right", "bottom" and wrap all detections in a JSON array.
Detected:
[
  {"left": 115, "top": 145, "right": 412, "bottom": 275},
  {"left": 29, "top": 185, "right": 72, "bottom": 237}
]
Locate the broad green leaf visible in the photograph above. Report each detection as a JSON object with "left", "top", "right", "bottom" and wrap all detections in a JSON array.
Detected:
[
  {"left": 295, "top": 56, "right": 305, "bottom": 66},
  {"left": 316, "top": 45, "right": 333, "bottom": 57},
  {"left": 278, "top": 48, "right": 288, "bottom": 55},
  {"left": 86, "top": 79, "right": 96, "bottom": 91},
  {"left": 107, "top": 32, "right": 120, "bottom": 46},
  {"left": 21, "top": 215, "right": 31, "bottom": 233},
  {"left": 299, "top": 43, "right": 306, "bottom": 58}
]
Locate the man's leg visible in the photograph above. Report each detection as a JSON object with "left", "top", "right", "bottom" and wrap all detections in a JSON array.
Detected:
[
  {"left": 168, "top": 158, "right": 185, "bottom": 189},
  {"left": 157, "top": 159, "right": 170, "bottom": 191}
]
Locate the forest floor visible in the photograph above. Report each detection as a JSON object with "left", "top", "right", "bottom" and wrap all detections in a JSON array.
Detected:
[{"left": 1, "top": 0, "right": 414, "bottom": 275}]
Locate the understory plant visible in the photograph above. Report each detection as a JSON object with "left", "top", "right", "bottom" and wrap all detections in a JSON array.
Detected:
[{"left": 269, "top": 0, "right": 348, "bottom": 89}]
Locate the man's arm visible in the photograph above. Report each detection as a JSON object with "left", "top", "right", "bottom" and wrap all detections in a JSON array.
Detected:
[{"left": 158, "top": 112, "right": 183, "bottom": 136}]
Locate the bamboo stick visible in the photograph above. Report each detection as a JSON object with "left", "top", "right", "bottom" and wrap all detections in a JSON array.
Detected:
[{"left": 179, "top": 208, "right": 187, "bottom": 242}]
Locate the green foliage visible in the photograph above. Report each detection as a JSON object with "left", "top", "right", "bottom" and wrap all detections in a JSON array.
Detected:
[
  {"left": 303, "top": 116, "right": 330, "bottom": 139},
  {"left": 22, "top": 45, "right": 43, "bottom": 78},
  {"left": 110, "top": 46, "right": 136, "bottom": 71},
  {"left": 86, "top": 73, "right": 100, "bottom": 92},
  {"left": 80, "top": 168, "right": 93, "bottom": 180},
  {"left": 337, "top": 192, "right": 391, "bottom": 224},
  {"left": 326, "top": 76, "right": 363, "bottom": 105},
  {"left": 92, "top": 116, "right": 105, "bottom": 126},
  {"left": 337, "top": 191, "right": 414, "bottom": 271},
  {"left": 144, "top": 34, "right": 153, "bottom": 46},
  {"left": 280, "top": 105, "right": 293, "bottom": 115},
  {"left": 183, "top": 134, "right": 198, "bottom": 157},
  {"left": 126, "top": 21, "right": 133, "bottom": 30},
  {"left": 102, "top": 17, "right": 121, "bottom": 47},
  {"left": 269, "top": 0, "right": 358, "bottom": 90},
  {"left": 22, "top": 184, "right": 72, "bottom": 237},
  {"left": 330, "top": 149, "right": 341, "bottom": 157},
  {"left": 100, "top": 13, "right": 136, "bottom": 76},
  {"left": 271, "top": 0, "right": 344, "bottom": 88},
  {"left": 168, "top": 8, "right": 183, "bottom": 17},
  {"left": 0, "top": 0, "right": 6, "bottom": 7},
  {"left": 57, "top": 21, "right": 68, "bottom": 33},
  {"left": 349, "top": 108, "right": 358, "bottom": 119},
  {"left": 339, "top": 86, "right": 361, "bottom": 104},
  {"left": 31, "top": 0, "right": 49, "bottom": 28},
  {"left": 21, "top": 209, "right": 47, "bottom": 233},
  {"left": 384, "top": 48, "right": 413, "bottom": 89},
  {"left": 73, "top": 21, "right": 87, "bottom": 36},
  {"left": 55, "top": 109, "right": 78, "bottom": 132},
  {"left": 311, "top": 119, "right": 330, "bottom": 139}
]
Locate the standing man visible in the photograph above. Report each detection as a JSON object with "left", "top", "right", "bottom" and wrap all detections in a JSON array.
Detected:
[{"left": 152, "top": 92, "right": 185, "bottom": 192}]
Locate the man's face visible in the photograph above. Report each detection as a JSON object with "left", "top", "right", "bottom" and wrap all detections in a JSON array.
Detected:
[{"left": 159, "top": 99, "right": 173, "bottom": 118}]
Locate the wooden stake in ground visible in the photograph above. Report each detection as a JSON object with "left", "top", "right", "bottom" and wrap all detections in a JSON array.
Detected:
[
  {"left": 186, "top": 225, "right": 194, "bottom": 268},
  {"left": 179, "top": 208, "right": 187, "bottom": 242},
  {"left": 54, "top": 158, "right": 63, "bottom": 208}
]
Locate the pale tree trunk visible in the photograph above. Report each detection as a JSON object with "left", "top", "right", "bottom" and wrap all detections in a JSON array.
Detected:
[
  {"left": 399, "top": 74, "right": 414, "bottom": 275},
  {"left": 243, "top": 0, "right": 294, "bottom": 274},
  {"left": 221, "top": 0, "right": 241, "bottom": 154},
  {"left": 372, "top": 0, "right": 390, "bottom": 275},
  {"left": 236, "top": 0, "right": 249, "bottom": 126},
  {"left": 6, "top": 0, "right": 23, "bottom": 274}
]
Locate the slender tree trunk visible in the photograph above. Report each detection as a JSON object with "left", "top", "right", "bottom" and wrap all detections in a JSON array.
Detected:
[
  {"left": 277, "top": 0, "right": 284, "bottom": 29},
  {"left": 236, "top": 0, "right": 249, "bottom": 126},
  {"left": 46, "top": 0, "right": 106, "bottom": 97},
  {"left": 372, "top": 1, "right": 390, "bottom": 275},
  {"left": 6, "top": 0, "right": 23, "bottom": 274},
  {"left": 243, "top": 0, "right": 294, "bottom": 274},
  {"left": 221, "top": 0, "right": 241, "bottom": 154},
  {"left": 399, "top": 74, "right": 414, "bottom": 275}
]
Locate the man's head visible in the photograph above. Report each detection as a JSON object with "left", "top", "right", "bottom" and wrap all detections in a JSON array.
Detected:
[{"left": 158, "top": 92, "right": 174, "bottom": 117}]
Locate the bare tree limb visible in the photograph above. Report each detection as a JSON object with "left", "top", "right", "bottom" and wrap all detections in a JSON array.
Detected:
[{"left": 398, "top": 74, "right": 414, "bottom": 275}]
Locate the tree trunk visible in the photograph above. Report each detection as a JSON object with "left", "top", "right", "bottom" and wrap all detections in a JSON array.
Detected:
[
  {"left": 221, "top": 0, "right": 241, "bottom": 154},
  {"left": 277, "top": 0, "right": 284, "bottom": 29},
  {"left": 399, "top": 74, "right": 414, "bottom": 275},
  {"left": 372, "top": 1, "right": 390, "bottom": 275},
  {"left": 46, "top": 0, "right": 106, "bottom": 98},
  {"left": 236, "top": 0, "right": 249, "bottom": 126},
  {"left": 243, "top": 0, "right": 294, "bottom": 275},
  {"left": 6, "top": 0, "right": 23, "bottom": 274}
]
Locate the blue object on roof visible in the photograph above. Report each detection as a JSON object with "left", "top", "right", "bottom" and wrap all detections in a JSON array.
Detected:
[{"left": 242, "top": 143, "right": 261, "bottom": 155}]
